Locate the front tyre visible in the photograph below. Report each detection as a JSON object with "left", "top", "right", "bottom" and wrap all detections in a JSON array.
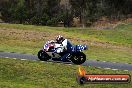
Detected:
[
  {"left": 38, "top": 50, "right": 50, "bottom": 61},
  {"left": 71, "top": 52, "right": 86, "bottom": 65}
]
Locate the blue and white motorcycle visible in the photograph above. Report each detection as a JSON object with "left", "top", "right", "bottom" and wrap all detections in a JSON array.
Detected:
[{"left": 38, "top": 40, "right": 87, "bottom": 65}]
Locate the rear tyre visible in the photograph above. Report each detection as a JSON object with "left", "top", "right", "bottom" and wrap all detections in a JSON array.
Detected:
[
  {"left": 38, "top": 50, "right": 50, "bottom": 61},
  {"left": 71, "top": 52, "right": 86, "bottom": 65}
]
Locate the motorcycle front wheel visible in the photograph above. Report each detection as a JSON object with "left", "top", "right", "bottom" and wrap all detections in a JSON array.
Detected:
[
  {"left": 71, "top": 52, "right": 86, "bottom": 65},
  {"left": 38, "top": 50, "right": 50, "bottom": 61}
]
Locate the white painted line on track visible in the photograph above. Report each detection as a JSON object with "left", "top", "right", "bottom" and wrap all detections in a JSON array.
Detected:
[
  {"left": 102, "top": 61, "right": 106, "bottom": 62},
  {"left": 124, "top": 70, "right": 129, "bottom": 71},
  {"left": 112, "top": 69, "right": 118, "bottom": 71},
  {"left": 66, "top": 64, "right": 72, "bottom": 65},
  {"left": 32, "top": 60, "right": 37, "bottom": 61},
  {"left": 12, "top": 58, "right": 17, "bottom": 60},
  {"left": 125, "top": 63, "right": 128, "bottom": 64},
  {"left": 97, "top": 67, "right": 101, "bottom": 68},
  {"left": 104, "top": 68, "right": 111, "bottom": 70},
  {"left": 21, "top": 59, "right": 27, "bottom": 60}
]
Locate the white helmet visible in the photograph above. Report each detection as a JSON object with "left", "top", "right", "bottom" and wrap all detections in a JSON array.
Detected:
[{"left": 56, "top": 35, "right": 64, "bottom": 43}]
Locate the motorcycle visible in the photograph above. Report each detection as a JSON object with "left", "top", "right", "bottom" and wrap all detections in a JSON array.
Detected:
[{"left": 38, "top": 40, "right": 88, "bottom": 65}]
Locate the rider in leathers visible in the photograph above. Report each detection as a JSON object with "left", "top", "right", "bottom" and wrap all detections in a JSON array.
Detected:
[{"left": 54, "top": 35, "right": 72, "bottom": 61}]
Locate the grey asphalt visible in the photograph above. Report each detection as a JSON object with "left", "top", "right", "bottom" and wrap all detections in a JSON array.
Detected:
[{"left": 0, "top": 52, "right": 132, "bottom": 71}]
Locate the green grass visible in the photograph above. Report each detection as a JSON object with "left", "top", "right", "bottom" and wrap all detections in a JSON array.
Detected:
[
  {"left": 0, "top": 23, "right": 132, "bottom": 46},
  {"left": 0, "top": 58, "right": 132, "bottom": 88},
  {"left": 0, "top": 23, "right": 132, "bottom": 63}
]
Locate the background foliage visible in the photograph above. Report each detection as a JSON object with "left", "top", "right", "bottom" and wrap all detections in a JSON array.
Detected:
[{"left": 0, "top": 0, "right": 131, "bottom": 27}]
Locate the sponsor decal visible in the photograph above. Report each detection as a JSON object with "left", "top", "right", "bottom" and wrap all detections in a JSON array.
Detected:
[{"left": 76, "top": 66, "right": 131, "bottom": 84}]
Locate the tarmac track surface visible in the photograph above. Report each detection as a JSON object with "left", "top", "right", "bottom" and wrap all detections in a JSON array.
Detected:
[{"left": 0, "top": 52, "right": 132, "bottom": 71}]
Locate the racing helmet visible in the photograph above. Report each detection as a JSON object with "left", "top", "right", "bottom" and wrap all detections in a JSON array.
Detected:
[{"left": 56, "top": 35, "right": 64, "bottom": 43}]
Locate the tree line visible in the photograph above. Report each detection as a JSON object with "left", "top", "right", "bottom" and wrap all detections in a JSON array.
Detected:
[{"left": 0, "top": 0, "right": 131, "bottom": 27}]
